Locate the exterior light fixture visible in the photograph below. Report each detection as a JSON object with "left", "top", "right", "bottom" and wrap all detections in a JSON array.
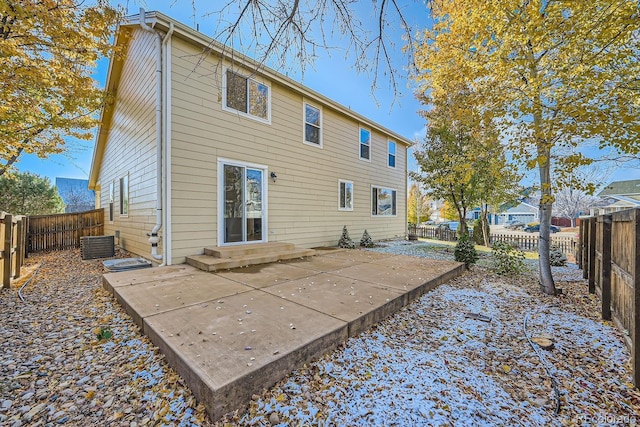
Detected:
[{"left": 270, "top": 172, "right": 277, "bottom": 182}]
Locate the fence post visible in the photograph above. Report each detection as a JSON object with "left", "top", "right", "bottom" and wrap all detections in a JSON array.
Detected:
[
  {"left": 588, "top": 218, "right": 597, "bottom": 293},
  {"left": 14, "top": 217, "right": 23, "bottom": 280},
  {"left": 582, "top": 219, "right": 589, "bottom": 278},
  {"left": 3, "top": 214, "right": 13, "bottom": 289},
  {"left": 600, "top": 214, "right": 612, "bottom": 320}
]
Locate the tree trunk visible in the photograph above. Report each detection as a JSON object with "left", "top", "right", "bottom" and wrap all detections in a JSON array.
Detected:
[
  {"left": 538, "top": 157, "right": 556, "bottom": 295},
  {"left": 481, "top": 207, "right": 490, "bottom": 247}
]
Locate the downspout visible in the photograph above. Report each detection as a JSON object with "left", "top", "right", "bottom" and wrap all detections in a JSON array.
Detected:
[{"left": 139, "top": 9, "right": 173, "bottom": 263}]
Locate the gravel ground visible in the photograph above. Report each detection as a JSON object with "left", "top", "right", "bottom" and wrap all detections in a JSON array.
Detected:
[
  {"left": 0, "top": 249, "right": 209, "bottom": 427},
  {"left": 1, "top": 242, "right": 638, "bottom": 426}
]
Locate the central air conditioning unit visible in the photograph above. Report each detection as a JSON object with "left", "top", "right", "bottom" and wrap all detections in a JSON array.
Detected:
[{"left": 80, "top": 235, "right": 115, "bottom": 260}]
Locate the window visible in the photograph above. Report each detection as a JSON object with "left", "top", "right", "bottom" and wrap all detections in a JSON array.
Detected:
[
  {"left": 339, "top": 180, "right": 353, "bottom": 211},
  {"left": 304, "top": 103, "right": 321, "bottom": 146},
  {"left": 119, "top": 175, "right": 129, "bottom": 216},
  {"left": 359, "top": 128, "right": 371, "bottom": 160},
  {"left": 372, "top": 186, "right": 397, "bottom": 216},
  {"left": 108, "top": 181, "right": 114, "bottom": 222},
  {"left": 224, "top": 69, "right": 270, "bottom": 121},
  {"left": 388, "top": 141, "right": 396, "bottom": 168}
]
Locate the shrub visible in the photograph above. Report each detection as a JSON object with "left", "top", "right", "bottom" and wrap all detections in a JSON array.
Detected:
[
  {"left": 549, "top": 244, "right": 567, "bottom": 266},
  {"left": 491, "top": 242, "right": 526, "bottom": 275},
  {"left": 360, "top": 229, "right": 375, "bottom": 248},
  {"left": 454, "top": 234, "right": 479, "bottom": 267},
  {"left": 472, "top": 218, "right": 490, "bottom": 246},
  {"left": 338, "top": 225, "right": 356, "bottom": 249}
]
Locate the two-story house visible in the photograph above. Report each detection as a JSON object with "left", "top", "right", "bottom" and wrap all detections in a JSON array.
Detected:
[{"left": 89, "top": 10, "right": 411, "bottom": 265}]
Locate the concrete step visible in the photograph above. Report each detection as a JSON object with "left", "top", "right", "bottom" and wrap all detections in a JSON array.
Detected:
[
  {"left": 186, "top": 248, "right": 316, "bottom": 272},
  {"left": 204, "top": 242, "right": 296, "bottom": 258}
]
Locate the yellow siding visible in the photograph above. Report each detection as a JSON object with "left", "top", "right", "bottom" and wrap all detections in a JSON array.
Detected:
[
  {"left": 169, "top": 37, "right": 406, "bottom": 264},
  {"left": 96, "top": 28, "right": 161, "bottom": 259}
]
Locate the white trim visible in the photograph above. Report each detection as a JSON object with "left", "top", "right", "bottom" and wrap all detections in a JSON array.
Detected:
[
  {"left": 303, "top": 101, "right": 323, "bottom": 148},
  {"left": 217, "top": 158, "right": 269, "bottom": 246},
  {"left": 222, "top": 66, "right": 272, "bottom": 125},
  {"left": 359, "top": 126, "right": 371, "bottom": 162},
  {"left": 338, "top": 179, "right": 354, "bottom": 211},
  {"left": 387, "top": 140, "right": 396, "bottom": 169},
  {"left": 164, "top": 34, "right": 173, "bottom": 265},
  {"left": 370, "top": 184, "right": 398, "bottom": 217}
]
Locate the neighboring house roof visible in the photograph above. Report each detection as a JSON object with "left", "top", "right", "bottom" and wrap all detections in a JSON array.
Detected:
[
  {"left": 598, "top": 179, "right": 640, "bottom": 197},
  {"left": 90, "top": 11, "right": 413, "bottom": 188},
  {"left": 501, "top": 202, "right": 538, "bottom": 215}
]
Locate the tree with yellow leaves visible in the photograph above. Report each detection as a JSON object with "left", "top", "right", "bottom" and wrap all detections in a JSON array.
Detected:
[
  {"left": 0, "top": 0, "right": 121, "bottom": 176},
  {"left": 407, "top": 182, "right": 432, "bottom": 225},
  {"left": 414, "top": 0, "right": 639, "bottom": 294}
]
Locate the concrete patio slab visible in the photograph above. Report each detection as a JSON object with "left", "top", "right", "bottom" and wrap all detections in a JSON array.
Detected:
[
  {"left": 262, "top": 272, "right": 406, "bottom": 337},
  {"left": 103, "top": 264, "right": 195, "bottom": 293},
  {"left": 282, "top": 253, "right": 362, "bottom": 272},
  {"left": 113, "top": 273, "right": 248, "bottom": 329},
  {"left": 214, "top": 262, "right": 319, "bottom": 288},
  {"left": 103, "top": 249, "right": 465, "bottom": 422},
  {"left": 142, "top": 290, "right": 348, "bottom": 418}
]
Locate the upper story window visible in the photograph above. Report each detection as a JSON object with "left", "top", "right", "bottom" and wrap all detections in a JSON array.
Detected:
[
  {"left": 224, "top": 69, "right": 270, "bottom": 122},
  {"left": 359, "top": 127, "right": 371, "bottom": 161},
  {"left": 388, "top": 141, "right": 396, "bottom": 168},
  {"left": 304, "top": 103, "right": 322, "bottom": 146},
  {"left": 372, "top": 186, "right": 397, "bottom": 216}
]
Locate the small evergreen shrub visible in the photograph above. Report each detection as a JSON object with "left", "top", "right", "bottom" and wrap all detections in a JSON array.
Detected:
[
  {"left": 472, "top": 219, "right": 490, "bottom": 246},
  {"left": 549, "top": 244, "right": 567, "bottom": 266},
  {"left": 338, "top": 225, "right": 356, "bottom": 249},
  {"left": 491, "top": 242, "right": 526, "bottom": 275},
  {"left": 454, "top": 234, "right": 479, "bottom": 267},
  {"left": 360, "top": 229, "right": 375, "bottom": 248}
]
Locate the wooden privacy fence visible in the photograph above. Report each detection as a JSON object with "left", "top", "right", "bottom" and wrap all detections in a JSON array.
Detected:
[
  {"left": 579, "top": 209, "right": 640, "bottom": 386},
  {"left": 27, "top": 209, "right": 104, "bottom": 253},
  {"left": 1, "top": 212, "right": 27, "bottom": 289},
  {"left": 409, "top": 225, "right": 576, "bottom": 254}
]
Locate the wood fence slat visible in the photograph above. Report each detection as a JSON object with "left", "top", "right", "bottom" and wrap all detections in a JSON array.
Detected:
[
  {"left": 588, "top": 218, "right": 597, "bottom": 293},
  {"left": 600, "top": 214, "right": 612, "bottom": 320},
  {"left": 3, "top": 214, "right": 13, "bottom": 289}
]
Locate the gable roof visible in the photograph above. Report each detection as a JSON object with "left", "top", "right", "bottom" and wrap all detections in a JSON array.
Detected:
[
  {"left": 90, "top": 10, "right": 413, "bottom": 188},
  {"left": 598, "top": 179, "right": 640, "bottom": 197}
]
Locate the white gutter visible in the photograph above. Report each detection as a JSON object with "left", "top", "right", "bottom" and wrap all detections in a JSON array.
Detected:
[
  {"left": 163, "top": 23, "right": 173, "bottom": 265},
  {"left": 139, "top": 9, "right": 174, "bottom": 263}
]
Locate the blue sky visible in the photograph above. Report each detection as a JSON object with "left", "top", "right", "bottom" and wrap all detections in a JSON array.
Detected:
[{"left": 16, "top": 0, "right": 639, "bottom": 186}]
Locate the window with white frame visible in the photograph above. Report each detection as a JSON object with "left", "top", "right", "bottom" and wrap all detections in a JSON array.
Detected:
[
  {"left": 304, "top": 103, "right": 321, "bottom": 146},
  {"left": 359, "top": 127, "right": 370, "bottom": 160},
  {"left": 119, "top": 175, "right": 129, "bottom": 216},
  {"left": 388, "top": 141, "right": 396, "bottom": 168},
  {"left": 224, "top": 69, "right": 270, "bottom": 121},
  {"left": 339, "top": 180, "right": 353, "bottom": 211},
  {"left": 108, "top": 181, "right": 114, "bottom": 222},
  {"left": 372, "top": 186, "right": 396, "bottom": 216}
]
